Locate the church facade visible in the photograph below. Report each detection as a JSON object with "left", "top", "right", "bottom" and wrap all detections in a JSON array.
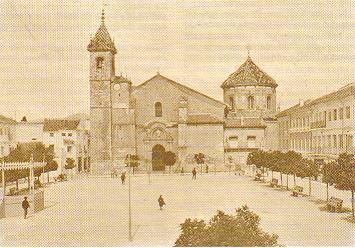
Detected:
[{"left": 88, "top": 15, "right": 278, "bottom": 174}]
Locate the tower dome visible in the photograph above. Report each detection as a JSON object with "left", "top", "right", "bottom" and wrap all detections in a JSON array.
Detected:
[{"left": 221, "top": 56, "right": 277, "bottom": 89}]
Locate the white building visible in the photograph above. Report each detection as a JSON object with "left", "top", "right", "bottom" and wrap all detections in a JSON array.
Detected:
[
  {"left": 15, "top": 116, "right": 43, "bottom": 143},
  {"left": 0, "top": 115, "right": 16, "bottom": 157},
  {"left": 277, "top": 83, "right": 354, "bottom": 161},
  {"left": 43, "top": 119, "right": 90, "bottom": 174}
]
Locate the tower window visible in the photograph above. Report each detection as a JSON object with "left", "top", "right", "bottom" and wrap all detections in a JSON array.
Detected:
[
  {"left": 267, "top": 96, "right": 271, "bottom": 110},
  {"left": 247, "top": 96, "right": 255, "bottom": 109},
  {"left": 96, "top": 57, "right": 104, "bottom": 69},
  {"left": 155, "top": 102, "right": 162, "bottom": 117}
]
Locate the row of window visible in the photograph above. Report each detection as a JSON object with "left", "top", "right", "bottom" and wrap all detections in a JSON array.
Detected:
[
  {"left": 49, "top": 132, "right": 73, "bottom": 137},
  {"left": 227, "top": 136, "right": 257, "bottom": 148},
  {"left": 290, "top": 134, "right": 353, "bottom": 151},
  {"left": 229, "top": 96, "right": 272, "bottom": 110}
]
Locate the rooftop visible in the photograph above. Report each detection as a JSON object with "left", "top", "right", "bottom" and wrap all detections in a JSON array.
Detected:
[
  {"left": 221, "top": 56, "right": 277, "bottom": 89},
  {"left": 43, "top": 119, "right": 80, "bottom": 132}
]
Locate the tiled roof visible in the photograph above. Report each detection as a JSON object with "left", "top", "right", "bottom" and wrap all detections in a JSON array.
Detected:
[
  {"left": 0, "top": 115, "right": 16, "bottom": 124},
  {"left": 112, "top": 75, "right": 132, "bottom": 84},
  {"left": 221, "top": 56, "right": 277, "bottom": 88},
  {"left": 87, "top": 22, "right": 116, "bottom": 54},
  {"left": 43, "top": 119, "right": 80, "bottom": 132},
  {"left": 225, "top": 117, "right": 266, "bottom": 128},
  {"left": 135, "top": 74, "right": 227, "bottom": 107},
  {"left": 187, "top": 114, "right": 224, "bottom": 125}
]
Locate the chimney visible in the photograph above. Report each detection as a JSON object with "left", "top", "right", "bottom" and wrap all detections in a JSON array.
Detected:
[{"left": 21, "top": 116, "right": 27, "bottom": 122}]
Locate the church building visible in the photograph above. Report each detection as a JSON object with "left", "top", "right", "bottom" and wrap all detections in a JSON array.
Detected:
[{"left": 88, "top": 13, "right": 278, "bottom": 174}]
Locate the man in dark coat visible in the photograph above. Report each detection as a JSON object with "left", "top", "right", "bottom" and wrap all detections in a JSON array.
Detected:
[
  {"left": 192, "top": 168, "right": 197, "bottom": 180},
  {"left": 158, "top": 195, "right": 165, "bottom": 210},
  {"left": 121, "top": 172, "right": 126, "bottom": 185},
  {"left": 22, "top": 197, "right": 30, "bottom": 219}
]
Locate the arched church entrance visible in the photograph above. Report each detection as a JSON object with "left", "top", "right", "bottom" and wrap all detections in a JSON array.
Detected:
[{"left": 152, "top": 144, "right": 166, "bottom": 171}]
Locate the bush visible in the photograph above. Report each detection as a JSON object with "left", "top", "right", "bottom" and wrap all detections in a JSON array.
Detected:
[{"left": 175, "top": 205, "right": 279, "bottom": 247}]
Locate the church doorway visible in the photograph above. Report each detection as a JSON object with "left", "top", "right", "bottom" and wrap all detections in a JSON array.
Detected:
[{"left": 152, "top": 144, "right": 166, "bottom": 171}]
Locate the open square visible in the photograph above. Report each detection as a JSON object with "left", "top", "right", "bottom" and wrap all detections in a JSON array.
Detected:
[{"left": 1, "top": 173, "right": 353, "bottom": 246}]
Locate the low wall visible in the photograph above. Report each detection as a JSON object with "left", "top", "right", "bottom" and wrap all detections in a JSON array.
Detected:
[{"left": 1, "top": 190, "right": 44, "bottom": 218}]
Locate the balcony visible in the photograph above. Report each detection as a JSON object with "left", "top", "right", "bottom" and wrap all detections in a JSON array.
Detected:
[{"left": 311, "top": 120, "right": 326, "bottom": 129}]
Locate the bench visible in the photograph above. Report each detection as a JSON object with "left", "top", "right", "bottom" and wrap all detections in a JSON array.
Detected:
[
  {"left": 326, "top": 197, "right": 343, "bottom": 212},
  {"left": 292, "top": 185, "right": 304, "bottom": 197},
  {"left": 254, "top": 173, "right": 262, "bottom": 181},
  {"left": 270, "top": 178, "right": 278, "bottom": 188}
]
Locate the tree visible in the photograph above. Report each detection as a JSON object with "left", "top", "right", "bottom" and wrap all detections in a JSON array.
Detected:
[
  {"left": 164, "top": 151, "right": 177, "bottom": 173},
  {"left": 65, "top": 158, "right": 76, "bottom": 170},
  {"left": 194, "top": 153, "right": 205, "bottom": 173},
  {"left": 332, "top": 153, "right": 355, "bottom": 217},
  {"left": 298, "top": 158, "right": 319, "bottom": 196},
  {"left": 284, "top": 151, "right": 302, "bottom": 188},
  {"left": 322, "top": 161, "right": 336, "bottom": 201},
  {"left": 175, "top": 205, "right": 279, "bottom": 247}
]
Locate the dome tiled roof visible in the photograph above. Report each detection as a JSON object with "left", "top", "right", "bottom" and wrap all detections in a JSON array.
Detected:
[
  {"left": 221, "top": 56, "right": 277, "bottom": 88},
  {"left": 87, "top": 22, "right": 117, "bottom": 54}
]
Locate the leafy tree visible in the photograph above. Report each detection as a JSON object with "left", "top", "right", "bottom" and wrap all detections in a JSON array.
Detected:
[
  {"left": 297, "top": 158, "right": 319, "bottom": 196},
  {"left": 175, "top": 205, "right": 279, "bottom": 247},
  {"left": 164, "top": 151, "right": 177, "bottom": 173},
  {"left": 332, "top": 153, "right": 355, "bottom": 217},
  {"left": 322, "top": 161, "right": 337, "bottom": 201},
  {"left": 194, "top": 153, "right": 205, "bottom": 173},
  {"left": 65, "top": 158, "right": 76, "bottom": 170}
]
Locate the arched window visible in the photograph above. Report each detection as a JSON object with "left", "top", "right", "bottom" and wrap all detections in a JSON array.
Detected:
[
  {"left": 247, "top": 96, "right": 254, "bottom": 109},
  {"left": 155, "top": 102, "right": 162, "bottom": 117},
  {"left": 96, "top": 57, "right": 104, "bottom": 69},
  {"left": 267, "top": 96, "right": 271, "bottom": 110}
]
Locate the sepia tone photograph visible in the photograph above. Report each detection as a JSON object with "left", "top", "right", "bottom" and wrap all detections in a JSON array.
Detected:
[{"left": 0, "top": 0, "right": 354, "bottom": 246}]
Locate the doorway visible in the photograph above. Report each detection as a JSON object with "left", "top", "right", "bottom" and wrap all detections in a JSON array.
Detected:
[{"left": 152, "top": 144, "right": 165, "bottom": 171}]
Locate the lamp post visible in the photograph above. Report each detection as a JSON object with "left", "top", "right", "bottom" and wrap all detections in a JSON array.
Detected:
[{"left": 127, "top": 154, "right": 133, "bottom": 242}]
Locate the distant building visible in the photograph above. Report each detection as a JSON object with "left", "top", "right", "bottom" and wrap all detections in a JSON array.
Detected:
[
  {"left": 43, "top": 119, "right": 90, "bottom": 174},
  {"left": 15, "top": 116, "right": 44, "bottom": 143},
  {"left": 277, "top": 83, "right": 354, "bottom": 161},
  {"left": 0, "top": 115, "right": 16, "bottom": 157}
]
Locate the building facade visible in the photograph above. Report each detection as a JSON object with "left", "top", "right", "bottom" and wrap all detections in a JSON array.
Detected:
[
  {"left": 0, "top": 115, "right": 16, "bottom": 158},
  {"left": 88, "top": 14, "right": 279, "bottom": 174},
  {"left": 43, "top": 119, "right": 90, "bottom": 174},
  {"left": 277, "top": 83, "right": 354, "bottom": 161}
]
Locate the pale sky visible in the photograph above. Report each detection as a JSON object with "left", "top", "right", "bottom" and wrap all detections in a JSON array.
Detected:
[{"left": 0, "top": 0, "right": 353, "bottom": 121}]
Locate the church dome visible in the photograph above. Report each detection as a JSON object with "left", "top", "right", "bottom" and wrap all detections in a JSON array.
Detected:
[{"left": 221, "top": 56, "right": 277, "bottom": 89}]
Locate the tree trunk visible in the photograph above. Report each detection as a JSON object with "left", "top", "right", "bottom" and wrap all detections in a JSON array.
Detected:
[
  {"left": 326, "top": 183, "right": 329, "bottom": 201},
  {"left": 293, "top": 174, "right": 296, "bottom": 185},
  {"left": 309, "top": 177, "right": 312, "bottom": 196},
  {"left": 262, "top": 167, "right": 265, "bottom": 182},
  {"left": 16, "top": 180, "right": 19, "bottom": 190},
  {"left": 47, "top": 172, "right": 50, "bottom": 183},
  {"left": 271, "top": 170, "right": 274, "bottom": 178},
  {"left": 352, "top": 190, "right": 354, "bottom": 217},
  {"left": 27, "top": 176, "right": 30, "bottom": 189},
  {"left": 286, "top": 174, "right": 289, "bottom": 190}
]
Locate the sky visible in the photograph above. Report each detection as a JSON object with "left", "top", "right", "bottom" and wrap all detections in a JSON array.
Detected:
[{"left": 0, "top": 0, "right": 353, "bottom": 121}]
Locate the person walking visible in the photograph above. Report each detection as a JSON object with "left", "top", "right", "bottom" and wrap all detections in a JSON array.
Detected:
[
  {"left": 158, "top": 195, "right": 166, "bottom": 210},
  {"left": 192, "top": 168, "right": 197, "bottom": 180},
  {"left": 121, "top": 172, "right": 126, "bottom": 185},
  {"left": 22, "top": 197, "right": 30, "bottom": 219}
]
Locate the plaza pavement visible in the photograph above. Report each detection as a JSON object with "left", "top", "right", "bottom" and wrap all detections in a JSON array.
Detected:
[{"left": 0, "top": 172, "right": 354, "bottom": 246}]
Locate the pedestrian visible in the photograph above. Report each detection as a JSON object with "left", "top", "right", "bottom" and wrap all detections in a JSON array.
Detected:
[
  {"left": 192, "top": 168, "right": 197, "bottom": 180},
  {"left": 22, "top": 197, "right": 30, "bottom": 219},
  {"left": 158, "top": 195, "right": 166, "bottom": 210},
  {"left": 121, "top": 172, "right": 126, "bottom": 185},
  {"left": 206, "top": 165, "right": 209, "bottom": 173}
]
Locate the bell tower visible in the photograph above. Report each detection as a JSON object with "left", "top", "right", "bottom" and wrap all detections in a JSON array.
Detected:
[{"left": 87, "top": 9, "right": 117, "bottom": 174}]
